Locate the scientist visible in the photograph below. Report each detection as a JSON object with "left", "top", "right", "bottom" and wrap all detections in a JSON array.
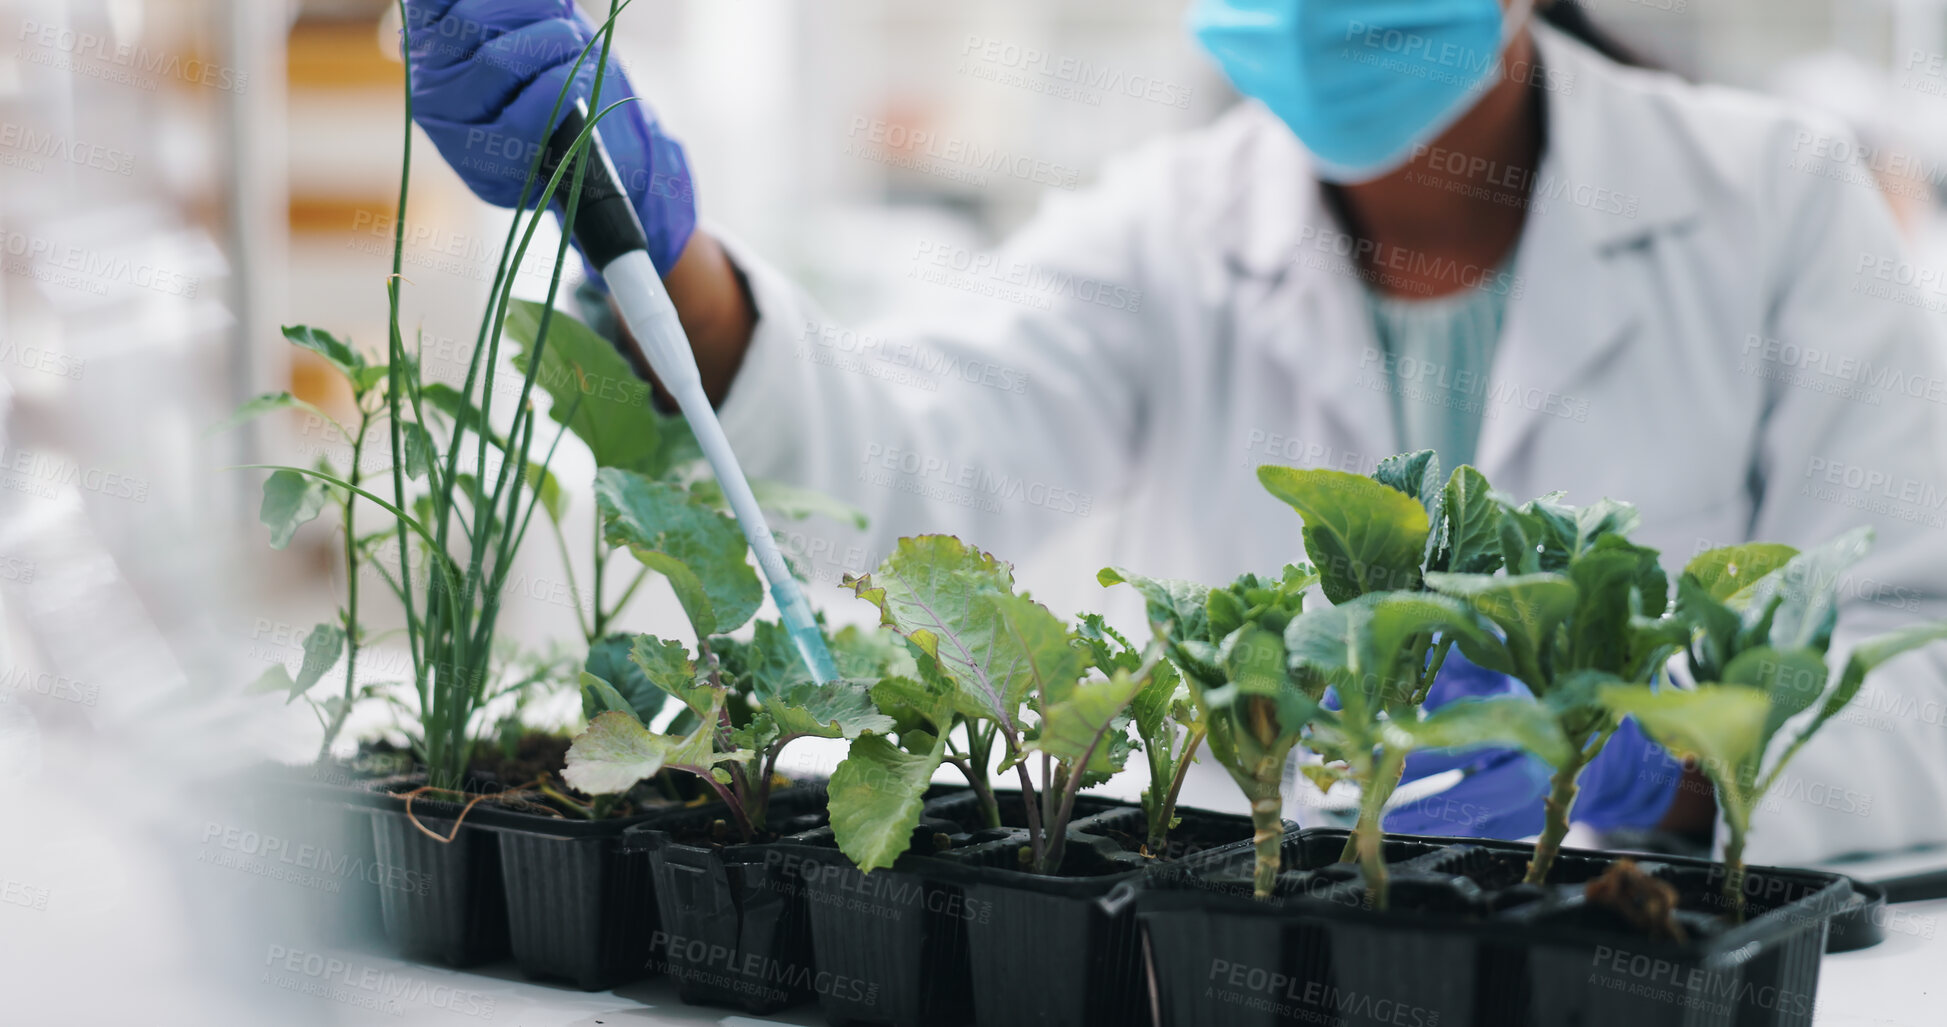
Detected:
[{"left": 402, "top": 0, "right": 1947, "bottom": 866}]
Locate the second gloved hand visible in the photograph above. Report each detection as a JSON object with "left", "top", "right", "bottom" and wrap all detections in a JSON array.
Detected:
[
  {"left": 1381, "top": 650, "right": 1684, "bottom": 839},
  {"left": 402, "top": 0, "right": 696, "bottom": 275}
]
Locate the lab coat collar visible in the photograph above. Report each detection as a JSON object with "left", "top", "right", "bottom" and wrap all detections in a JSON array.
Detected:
[{"left": 1214, "top": 22, "right": 1692, "bottom": 479}]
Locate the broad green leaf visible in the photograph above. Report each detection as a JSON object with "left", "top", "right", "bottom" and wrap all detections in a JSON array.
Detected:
[
  {"left": 1392, "top": 696, "right": 1572, "bottom": 767},
  {"left": 579, "top": 670, "right": 638, "bottom": 723},
  {"left": 1424, "top": 572, "right": 1576, "bottom": 691},
  {"left": 1567, "top": 539, "right": 1666, "bottom": 675},
  {"left": 1544, "top": 669, "right": 1626, "bottom": 738},
  {"left": 1600, "top": 684, "right": 1770, "bottom": 774},
  {"left": 283, "top": 325, "right": 366, "bottom": 382},
  {"left": 1676, "top": 574, "right": 1742, "bottom": 678},
  {"left": 248, "top": 664, "right": 295, "bottom": 696},
  {"left": 563, "top": 707, "right": 748, "bottom": 796},
  {"left": 1285, "top": 592, "right": 1500, "bottom": 715},
  {"left": 829, "top": 625, "right": 920, "bottom": 682},
  {"left": 1722, "top": 647, "right": 1830, "bottom": 748},
  {"left": 1098, "top": 567, "right": 1211, "bottom": 643},
  {"left": 1809, "top": 622, "right": 1947, "bottom": 742},
  {"left": 420, "top": 382, "right": 506, "bottom": 450},
  {"left": 1025, "top": 671, "right": 1143, "bottom": 777},
  {"left": 1259, "top": 466, "right": 1430, "bottom": 602},
  {"left": 260, "top": 468, "right": 330, "bottom": 550},
  {"left": 1747, "top": 528, "right": 1874, "bottom": 651},
  {"left": 1573, "top": 499, "right": 1642, "bottom": 554},
  {"left": 691, "top": 479, "right": 868, "bottom": 531},
  {"left": 506, "top": 299, "right": 699, "bottom": 478},
  {"left": 629, "top": 635, "right": 715, "bottom": 717},
  {"left": 524, "top": 462, "right": 567, "bottom": 523},
  {"left": 769, "top": 680, "right": 897, "bottom": 740},
  {"left": 1441, "top": 465, "right": 1502, "bottom": 574},
  {"left": 292, "top": 623, "right": 347, "bottom": 701},
  {"left": 597, "top": 469, "right": 762, "bottom": 636},
  {"left": 1498, "top": 494, "right": 1576, "bottom": 574},
  {"left": 1220, "top": 623, "right": 1289, "bottom": 697},
  {"left": 207, "top": 391, "right": 341, "bottom": 440},
  {"left": 986, "top": 593, "right": 1090, "bottom": 707},
  {"left": 847, "top": 536, "right": 1040, "bottom": 727},
  {"left": 829, "top": 733, "right": 948, "bottom": 872},
  {"left": 1130, "top": 658, "right": 1189, "bottom": 751},
  {"left": 1685, "top": 544, "right": 1799, "bottom": 602},
  {"left": 585, "top": 634, "right": 668, "bottom": 725},
  {"left": 870, "top": 674, "right": 959, "bottom": 737},
  {"left": 1374, "top": 451, "right": 1445, "bottom": 561}
]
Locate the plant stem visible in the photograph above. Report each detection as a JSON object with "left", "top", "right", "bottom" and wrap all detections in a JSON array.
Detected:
[
  {"left": 317, "top": 410, "right": 371, "bottom": 762},
  {"left": 1249, "top": 790, "right": 1283, "bottom": 900},
  {"left": 1354, "top": 756, "right": 1397, "bottom": 912},
  {"left": 1723, "top": 827, "right": 1748, "bottom": 924},
  {"left": 966, "top": 724, "right": 1001, "bottom": 828},
  {"left": 588, "top": 505, "right": 606, "bottom": 640},
  {"left": 1150, "top": 727, "right": 1205, "bottom": 854},
  {"left": 1340, "top": 759, "right": 1405, "bottom": 862},
  {"left": 1525, "top": 747, "right": 1587, "bottom": 885},
  {"left": 1008, "top": 739, "right": 1045, "bottom": 868}
]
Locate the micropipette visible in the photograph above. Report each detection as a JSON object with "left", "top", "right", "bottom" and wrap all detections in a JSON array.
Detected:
[{"left": 543, "top": 103, "right": 840, "bottom": 685}]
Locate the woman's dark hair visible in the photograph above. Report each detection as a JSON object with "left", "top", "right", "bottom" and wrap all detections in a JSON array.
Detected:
[{"left": 1539, "top": 1, "right": 1654, "bottom": 70}]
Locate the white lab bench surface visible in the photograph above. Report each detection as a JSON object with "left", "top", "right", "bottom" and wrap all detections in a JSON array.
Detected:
[{"left": 270, "top": 900, "right": 1946, "bottom": 1026}]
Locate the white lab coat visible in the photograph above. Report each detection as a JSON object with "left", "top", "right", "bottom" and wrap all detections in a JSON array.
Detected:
[{"left": 714, "top": 25, "right": 1947, "bottom": 866}]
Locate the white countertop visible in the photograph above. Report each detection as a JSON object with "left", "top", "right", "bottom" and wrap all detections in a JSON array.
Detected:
[{"left": 266, "top": 899, "right": 1946, "bottom": 1026}]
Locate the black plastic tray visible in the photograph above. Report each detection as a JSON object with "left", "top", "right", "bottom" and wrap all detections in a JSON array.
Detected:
[
  {"left": 620, "top": 783, "right": 833, "bottom": 1014},
  {"left": 1132, "top": 828, "right": 1855, "bottom": 1027},
  {"left": 784, "top": 790, "right": 1259, "bottom": 1027}
]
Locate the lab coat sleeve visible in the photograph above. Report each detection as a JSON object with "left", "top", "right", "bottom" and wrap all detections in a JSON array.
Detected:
[
  {"left": 708, "top": 154, "right": 1164, "bottom": 578},
  {"left": 1743, "top": 122, "right": 1947, "bottom": 865}
]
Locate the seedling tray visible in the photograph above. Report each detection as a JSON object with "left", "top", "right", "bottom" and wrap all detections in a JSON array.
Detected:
[
  {"left": 1133, "top": 828, "right": 1854, "bottom": 1027},
  {"left": 620, "top": 783, "right": 833, "bottom": 1014},
  {"left": 782, "top": 790, "right": 1259, "bottom": 1027},
  {"left": 366, "top": 786, "right": 512, "bottom": 967}
]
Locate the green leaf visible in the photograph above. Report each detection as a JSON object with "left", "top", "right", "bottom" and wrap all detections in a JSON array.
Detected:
[
  {"left": 597, "top": 468, "right": 762, "bottom": 636},
  {"left": 1285, "top": 592, "right": 1500, "bottom": 715},
  {"left": 1424, "top": 572, "right": 1576, "bottom": 691},
  {"left": 986, "top": 592, "right": 1089, "bottom": 707},
  {"left": 401, "top": 422, "right": 437, "bottom": 481},
  {"left": 1747, "top": 528, "right": 1874, "bottom": 652},
  {"left": 584, "top": 634, "right": 668, "bottom": 725},
  {"left": 1722, "top": 647, "right": 1829, "bottom": 749},
  {"left": 871, "top": 674, "right": 959, "bottom": 738},
  {"left": 1220, "top": 623, "right": 1289, "bottom": 697},
  {"left": 579, "top": 671, "right": 638, "bottom": 723},
  {"left": 770, "top": 679, "right": 897, "bottom": 740},
  {"left": 260, "top": 468, "right": 330, "bottom": 550},
  {"left": 1685, "top": 544, "right": 1799, "bottom": 602},
  {"left": 1375, "top": 451, "right": 1445, "bottom": 564},
  {"left": 248, "top": 664, "right": 295, "bottom": 696},
  {"left": 1392, "top": 696, "right": 1571, "bottom": 767},
  {"left": 1566, "top": 539, "right": 1666, "bottom": 675},
  {"left": 1098, "top": 567, "right": 1211, "bottom": 643},
  {"left": 1573, "top": 499, "right": 1642, "bottom": 554},
  {"left": 628, "top": 635, "right": 715, "bottom": 718},
  {"left": 420, "top": 382, "right": 506, "bottom": 450},
  {"left": 207, "top": 391, "right": 342, "bottom": 441},
  {"left": 524, "top": 462, "right": 567, "bottom": 522},
  {"left": 505, "top": 299, "right": 699, "bottom": 478},
  {"left": 1441, "top": 465, "right": 1503, "bottom": 574},
  {"left": 1025, "top": 671, "right": 1143, "bottom": 777},
  {"left": 283, "top": 325, "right": 366, "bottom": 382},
  {"left": 692, "top": 479, "right": 868, "bottom": 531},
  {"left": 1258, "top": 465, "right": 1430, "bottom": 602},
  {"left": 292, "top": 623, "right": 347, "bottom": 701},
  {"left": 563, "top": 707, "right": 748, "bottom": 796},
  {"left": 1809, "top": 622, "right": 1947, "bottom": 744},
  {"left": 847, "top": 536, "right": 1045, "bottom": 727},
  {"left": 1600, "top": 684, "right": 1770, "bottom": 775},
  {"left": 829, "top": 733, "right": 948, "bottom": 872}
]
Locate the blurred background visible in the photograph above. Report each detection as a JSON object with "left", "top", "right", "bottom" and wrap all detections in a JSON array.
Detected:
[{"left": 6, "top": 0, "right": 1947, "bottom": 1020}]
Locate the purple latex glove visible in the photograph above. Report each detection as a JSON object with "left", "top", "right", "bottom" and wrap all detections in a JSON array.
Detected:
[
  {"left": 403, "top": 0, "right": 696, "bottom": 275},
  {"left": 1381, "top": 649, "right": 1683, "bottom": 839}
]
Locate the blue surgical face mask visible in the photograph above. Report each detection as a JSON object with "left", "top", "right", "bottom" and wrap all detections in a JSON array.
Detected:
[{"left": 1188, "top": 0, "right": 1535, "bottom": 183}]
